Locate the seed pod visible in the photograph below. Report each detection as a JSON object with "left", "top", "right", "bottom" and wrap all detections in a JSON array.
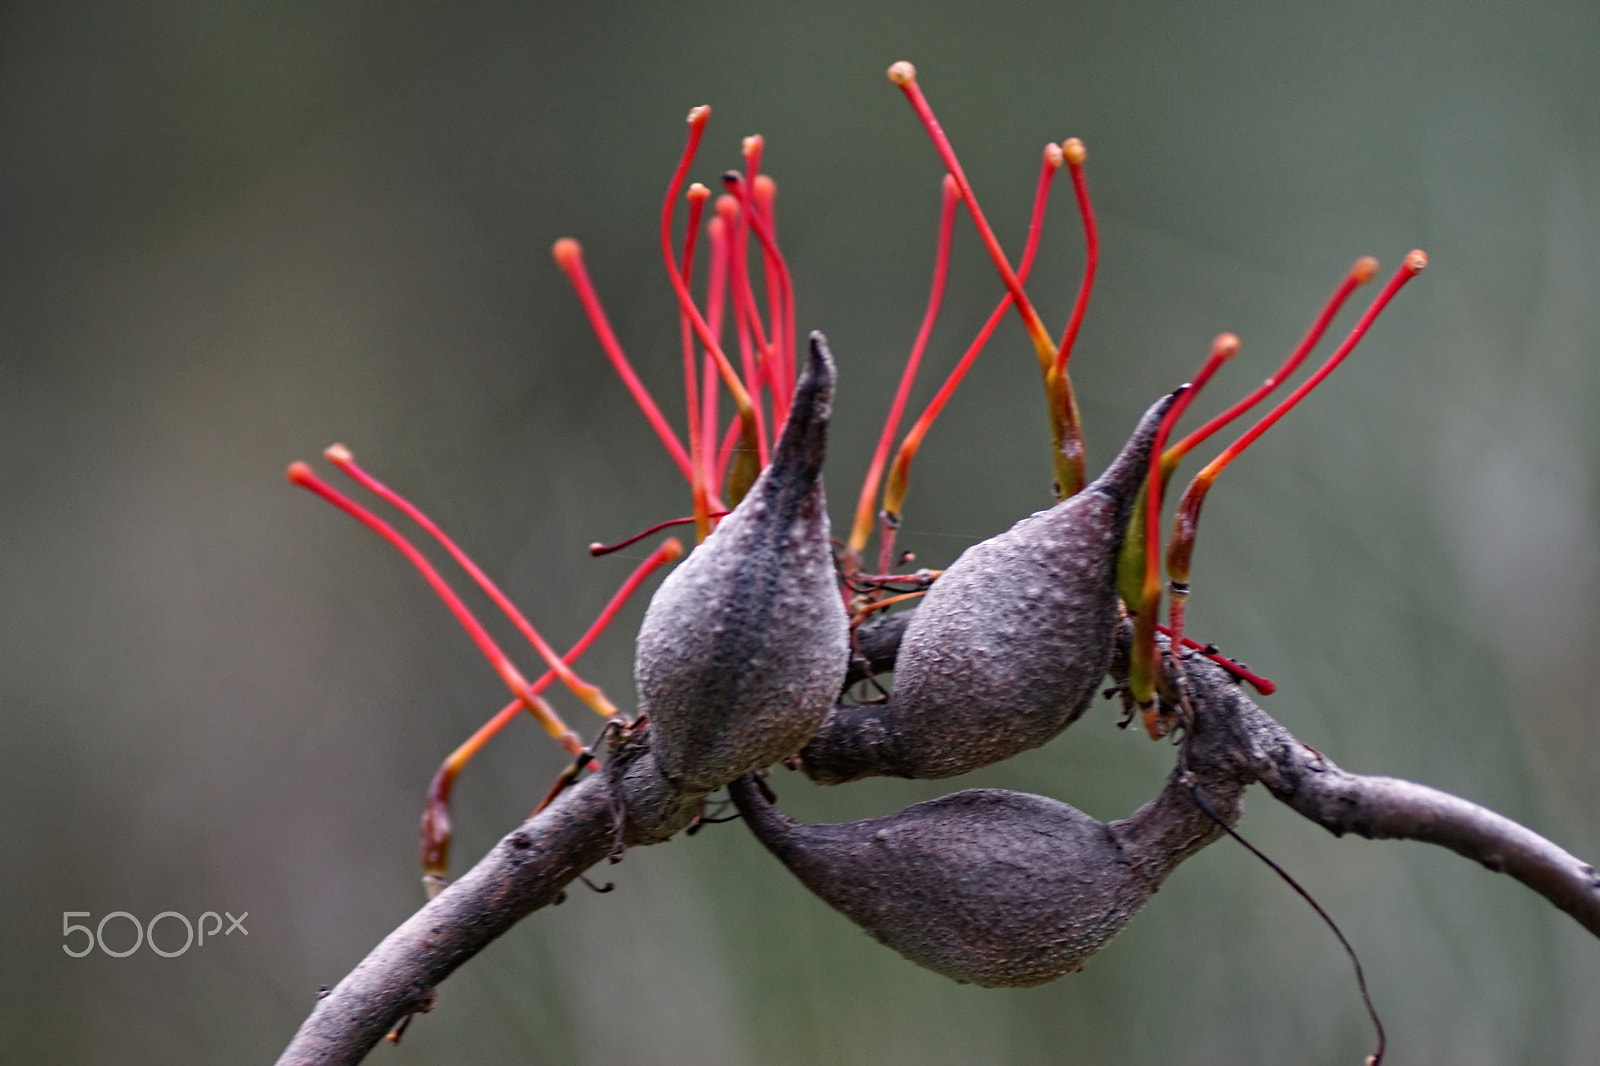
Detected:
[
  {"left": 800, "top": 391, "right": 1180, "bottom": 784},
  {"left": 729, "top": 776, "right": 1167, "bottom": 987},
  {"left": 634, "top": 333, "right": 849, "bottom": 792}
]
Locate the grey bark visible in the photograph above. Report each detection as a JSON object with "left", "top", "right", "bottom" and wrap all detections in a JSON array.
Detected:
[{"left": 275, "top": 650, "right": 1600, "bottom": 1065}]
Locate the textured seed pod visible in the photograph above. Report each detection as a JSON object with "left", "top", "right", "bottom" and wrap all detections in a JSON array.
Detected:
[
  {"left": 800, "top": 391, "right": 1179, "bottom": 784},
  {"left": 634, "top": 333, "right": 849, "bottom": 792},
  {"left": 729, "top": 777, "right": 1168, "bottom": 987}
]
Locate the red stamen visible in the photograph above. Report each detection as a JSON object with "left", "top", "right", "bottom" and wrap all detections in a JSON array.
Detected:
[
  {"left": 846, "top": 174, "right": 961, "bottom": 563},
  {"left": 721, "top": 173, "right": 783, "bottom": 429},
  {"left": 888, "top": 62, "right": 1085, "bottom": 497},
  {"left": 1166, "top": 252, "right": 1427, "bottom": 650},
  {"left": 421, "top": 537, "right": 683, "bottom": 888},
  {"left": 589, "top": 511, "right": 729, "bottom": 556},
  {"left": 1167, "top": 256, "right": 1378, "bottom": 465},
  {"left": 553, "top": 238, "right": 693, "bottom": 483},
  {"left": 752, "top": 174, "right": 795, "bottom": 412},
  {"left": 287, "top": 461, "right": 584, "bottom": 751},
  {"left": 1127, "top": 383, "right": 1194, "bottom": 722},
  {"left": 877, "top": 141, "right": 1064, "bottom": 570},
  {"left": 1043, "top": 138, "right": 1097, "bottom": 485},
  {"left": 1049, "top": 138, "right": 1099, "bottom": 380},
  {"left": 703, "top": 209, "right": 732, "bottom": 510},
  {"left": 851, "top": 589, "right": 930, "bottom": 618},
  {"left": 722, "top": 189, "right": 771, "bottom": 486},
  {"left": 1159, "top": 333, "right": 1240, "bottom": 483},
  {"left": 713, "top": 410, "right": 743, "bottom": 491},
  {"left": 887, "top": 61, "right": 1055, "bottom": 365},
  {"left": 1156, "top": 623, "right": 1277, "bottom": 695},
  {"left": 724, "top": 170, "right": 792, "bottom": 428},
  {"left": 659, "top": 106, "right": 767, "bottom": 471},
  {"left": 322, "top": 446, "right": 621, "bottom": 721},
  {"left": 739, "top": 135, "right": 787, "bottom": 421},
  {"left": 1120, "top": 334, "right": 1237, "bottom": 663},
  {"left": 681, "top": 183, "right": 712, "bottom": 538}
]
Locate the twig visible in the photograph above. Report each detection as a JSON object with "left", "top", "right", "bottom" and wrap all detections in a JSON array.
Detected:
[
  {"left": 1173, "top": 650, "right": 1600, "bottom": 937},
  {"left": 275, "top": 649, "right": 1600, "bottom": 1064},
  {"left": 275, "top": 772, "right": 619, "bottom": 1065}
]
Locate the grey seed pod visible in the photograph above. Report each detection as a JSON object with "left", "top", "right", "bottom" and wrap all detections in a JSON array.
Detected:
[
  {"left": 729, "top": 777, "right": 1164, "bottom": 987},
  {"left": 634, "top": 333, "right": 850, "bottom": 793},
  {"left": 800, "top": 391, "right": 1180, "bottom": 784}
]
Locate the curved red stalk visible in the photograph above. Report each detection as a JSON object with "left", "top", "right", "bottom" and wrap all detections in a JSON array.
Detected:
[
  {"left": 1049, "top": 138, "right": 1098, "bottom": 381},
  {"left": 724, "top": 169, "right": 792, "bottom": 428},
  {"left": 680, "top": 183, "right": 712, "bottom": 539},
  {"left": 845, "top": 174, "right": 961, "bottom": 564},
  {"left": 739, "top": 135, "right": 791, "bottom": 422},
  {"left": 887, "top": 62, "right": 1055, "bottom": 365},
  {"left": 322, "top": 446, "right": 620, "bottom": 720},
  {"left": 552, "top": 239, "right": 692, "bottom": 482},
  {"left": 589, "top": 511, "right": 729, "bottom": 557},
  {"left": 1127, "top": 383, "right": 1194, "bottom": 732},
  {"left": 721, "top": 175, "right": 783, "bottom": 425},
  {"left": 703, "top": 209, "right": 732, "bottom": 508},
  {"left": 752, "top": 174, "right": 795, "bottom": 413},
  {"left": 1155, "top": 623, "right": 1277, "bottom": 695},
  {"left": 715, "top": 413, "right": 741, "bottom": 491},
  {"left": 887, "top": 62, "right": 1085, "bottom": 497},
  {"left": 286, "top": 462, "right": 584, "bottom": 753},
  {"left": 421, "top": 536, "right": 684, "bottom": 888},
  {"left": 877, "top": 142, "right": 1064, "bottom": 570},
  {"left": 659, "top": 106, "right": 767, "bottom": 469},
  {"left": 1167, "top": 256, "right": 1378, "bottom": 466},
  {"left": 724, "top": 192, "right": 771, "bottom": 473},
  {"left": 1166, "top": 251, "right": 1428, "bottom": 651}
]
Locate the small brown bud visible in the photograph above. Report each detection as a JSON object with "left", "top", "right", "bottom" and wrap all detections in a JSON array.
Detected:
[
  {"left": 634, "top": 334, "right": 849, "bottom": 792},
  {"left": 800, "top": 391, "right": 1180, "bottom": 783},
  {"left": 730, "top": 777, "right": 1162, "bottom": 987}
]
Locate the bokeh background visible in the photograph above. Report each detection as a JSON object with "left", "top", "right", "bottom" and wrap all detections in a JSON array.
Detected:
[{"left": 5, "top": 2, "right": 1599, "bottom": 1063}]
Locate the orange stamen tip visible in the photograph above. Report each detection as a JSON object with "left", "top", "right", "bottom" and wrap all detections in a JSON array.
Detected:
[
  {"left": 687, "top": 182, "right": 710, "bottom": 205},
  {"left": 753, "top": 174, "right": 776, "bottom": 199},
  {"left": 1140, "top": 706, "right": 1169, "bottom": 740},
  {"left": 1061, "top": 137, "right": 1087, "bottom": 166},
  {"left": 286, "top": 461, "right": 314, "bottom": 485},
  {"left": 687, "top": 104, "right": 711, "bottom": 125},
  {"left": 1404, "top": 249, "right": 1428, "bottom": 273},
  {"left": 552, "top": 237, "right": 582, "bottom": 269},
  {"left": 715, "top": 193, "right": 739, "bottom": 218},
  {"left": 661, "top": 537, "right": 685, "bottom": 562},
  {"left": 323, "top": 442, "right": 354, "bottom": 464},
  {"left": 887, "top": 60, "right": 917, "bottom": 86},
  {"left": 1213, "top": 332, "right": 1241, "bottom": 359},
  {"left": 1352, "top": 255, "right": 1380, "bottom": 284},
  {"left": 1044, "top": 142, "right": 1065, "bottom": 169},
  {"left": 742, "top": 134, "right": 764, "bottom": 157}
]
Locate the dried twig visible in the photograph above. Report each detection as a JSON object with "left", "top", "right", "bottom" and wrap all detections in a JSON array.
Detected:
[{"left": 275, "top": 651, "right": 1600, "bottom": 1065}]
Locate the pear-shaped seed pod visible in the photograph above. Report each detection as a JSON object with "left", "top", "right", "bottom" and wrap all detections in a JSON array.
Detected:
[
  {"left": 635, "top": 333, "right": 849, "bottom": 793},
  {"left": 800, "top": 391, "right": 1179, "bottom": 784},
  {"left": 729, "top": 777, "right": 1165, "bottom": 987}
]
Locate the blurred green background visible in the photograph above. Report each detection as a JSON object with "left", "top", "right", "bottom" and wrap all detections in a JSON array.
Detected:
[{"left": 4, "top": 2, "right": 1598, "bottom": 1063}]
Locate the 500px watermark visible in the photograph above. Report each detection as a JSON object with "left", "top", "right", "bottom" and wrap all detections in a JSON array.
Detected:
[{"left": 62, "top": 910, "right": 248, "bottom": 958}]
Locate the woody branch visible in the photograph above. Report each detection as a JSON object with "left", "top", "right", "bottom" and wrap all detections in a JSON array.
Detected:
[{"left": 274, "top": 646, "right": 1600, "bottom": 1066}]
